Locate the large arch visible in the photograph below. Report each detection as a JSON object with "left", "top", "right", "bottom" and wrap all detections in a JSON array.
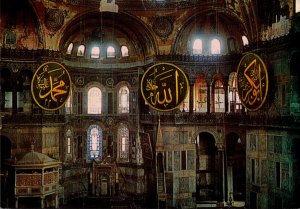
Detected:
[
  {"left": 195, "top": 131, "right": 218, "bottom": 201},
  {"left": 59, "top": 11, "right": 157, "bottom": 62},
  {"left": 225, "top": 132, "right": 246, "bottom": 204},
  {"left": 172, "top": 8, "right": 248, "bottom": 55},
  {"left": 0, "top": 0, "right": 44, "bottom": 49}
]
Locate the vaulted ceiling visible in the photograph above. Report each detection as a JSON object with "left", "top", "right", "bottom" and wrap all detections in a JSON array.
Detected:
[{"left": 1, "top": 0, "right": 293, "bottom": 59}]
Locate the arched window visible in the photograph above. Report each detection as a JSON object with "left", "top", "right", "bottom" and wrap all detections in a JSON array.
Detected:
[
  {"left": 66, "top": 129, "right": 72, "bottom": 159},
  {"left": 77, "top": 44, "right": 85, "bottom": 56},
  {"left": 228, "top": 72, "right": 242, "bottom": 112},
  {"left": 194, "top": 76, "right": 207, "bottom": 112},
  {"left": 118, "top": 124, "right": 129, "bottom": 160},
  {"left": 4, "top": 30, "right": 16, "bottom": 48},
  {"left": 214, "top": 80, "right": 225, "bottom": 112},
  {"left": 107, "top": 46, "right": 115, "bottom": 58},
  {"left": 88, "top": 87, "right": 102, "bottom": 114},
  {"left": 193, "top": 39, "right": 203, "bottom": 55},
  {"left": 242, "top": 36, "right": 249, "bottom": 46},
  {"left": 228, "top": 38, "right": 236, "bottom": 53},
  {"left": 65, "top": 93, "right": 72, "bottom": 114},
  {"left": 87, "top": 125, "right": 102, "bottom": 160},
  {"left": 67, "top": 43, "right": 73, "bottom": 54},
  {"left": 195, "top": 132, "right": 217, "bottom": 200},
  {"left": 211, "top": 38, "right": 221, "bottom": 54},
  {"left": 121, "top": 45, "right": 129, "bottom": 57},
  {"left": 296, "top": 0, "right": 300, "bottom": 13},
  {"left": 91, "top": 46, "right": 100, "bottom": 58},
  {"left": 179, "top": 90, "right": 189, "bottom": 112},
  {"left": 118, "top": 86, "right": 129, "bottom": 113}
]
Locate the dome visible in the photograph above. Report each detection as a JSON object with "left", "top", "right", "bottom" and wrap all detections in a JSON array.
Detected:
[{"left": 15, "top": 151, "right": 58, "bottom": 166}]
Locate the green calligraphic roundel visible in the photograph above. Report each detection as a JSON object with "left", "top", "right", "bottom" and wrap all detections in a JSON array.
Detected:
[
  {"left": 237, "top": 53, "right": 268, "bottom": 111},
  {"left": 141, "top": 62, "right": 189, "bottom": 112},
  {"left": 31, "top": 62, "right": 72, "bottom": 111}
]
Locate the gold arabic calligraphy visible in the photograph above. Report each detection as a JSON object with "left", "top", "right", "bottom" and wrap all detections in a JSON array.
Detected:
[
  {"left": 31, "top": 62, "right": 71, "bottom": 110},
  {"left": 141, "top": 63, "right": 189, "bottom": 111},
  {"left": 237, "top": 53, "right": 268, "bottom": 111}
]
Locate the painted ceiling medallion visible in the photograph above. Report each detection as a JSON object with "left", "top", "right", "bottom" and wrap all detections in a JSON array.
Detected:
[
  {"left": 152, "top": 16, "right": 174, "bottom": 38},
  {"left": 45, "top": 9, "right": 64, "bottom": 32},
  {"left": 141, "top": 62, "right": 189, "bottom": 112},
  {"left": 106, "top": 78, "right": 114, "bottom": 87},
  {"left": 237, "top": 53, "right": 269, "bottom": 111}
]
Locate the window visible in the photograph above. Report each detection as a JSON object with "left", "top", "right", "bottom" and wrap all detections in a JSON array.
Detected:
[
  {"left": 296, "top": 0, "right": 300, "bottom": 13},
  {"left": 65, "top": 93, "right": 72, "bottom": 114},
  {"left": 67, "top": 43, "right": 73, "bottom": 54},
  {"left": 214, "top": 80, "right": 225, "bottom": 112},
  {"left": 228, "top": 38, "right": 236, "bottom": 53},
  {"left": 5, "top": 32, "right": 16, "bottom": 45},
  {"left": 91, "top": 46, "right": 100, "bottom": 58},
  {"left": 107, "top": 46, "right": 115, "bottom": 58},
  {"left": 118, "top": 86, "right": 129, "bottom": 113},
  {"left": 87, "top": 125, "right": 102, "bottom": 160},
  {"left": 66, "top": 129, "right": 72, "bottom": 154},
  {"left": 67, "top": 136, "right": 71, "bottom": 154},
  {"left": 4, "top": 30, "right": 17, "bottom": 48},
  {"left": 77, "top": 45, "right": 85, "bottom": 56},
  {"left": 88, "top": 87, "right": 102, "bottom": 114},
  {"left": 179, "top": 90, "right": 189, "bottom": 112},
  {"left": 228, "top": 72, "right": 241, "bottom": 112},
  {"left": 118, "top": 124, "right": 129, "bottom": 160},
  {"left": 193, "top": 39, "right": 203, "bottom": 55},
  {"left": 194, "top": 76, "right": 207, "bottom": 112},
  {"left": 121, "top": 45, "right": 129, "bottom": 57},
  {"left": 211, "top": 38, "right": 221, "bottom": 54},
  {"left": 5, "top": 92, "right": 13, "bottom": 109},
  {"left": 242, "top": 35, "right": 249, "bottom": 46}
]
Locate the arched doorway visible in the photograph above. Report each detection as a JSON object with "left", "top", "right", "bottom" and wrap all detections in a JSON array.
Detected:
[
  {"left": 195, "top": 132, "right": 217, "bottom": 201},
  {"left": 225, "top": 133, "right": 246, "bottom": 204}
]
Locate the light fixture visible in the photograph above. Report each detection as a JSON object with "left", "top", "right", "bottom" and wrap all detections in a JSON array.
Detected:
[{"left": 237, "top": 138, "right": 241, "bottom": 143}]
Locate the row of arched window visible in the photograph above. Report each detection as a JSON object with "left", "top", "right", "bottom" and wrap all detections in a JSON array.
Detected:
[
  {"left": 65, "top": 72, "right": 241, "bottom": 115},
  {"left": 191, "top": 36, "right": 249, "bottom": 55},
  {"left": 65, "top": 36, "right": 249, "bottom": 58},
  {"left": 0, "top": 70, "right": 241, "bottom": 114},
  {"left": 179, "top": 72, "right": 241, "bottom": 112},
  {"left": 65, "top": 85, "right": 130, "bottom": 114},
  {"left": 66, "top": 43, "right": 129, "bottom": 58},
  {"left": 65, "top": 123, "right": 130, "bottom": 161}
]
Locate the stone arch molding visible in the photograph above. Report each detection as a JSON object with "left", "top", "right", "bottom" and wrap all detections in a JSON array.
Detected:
[{"left": 191, "top": 126, "right": 222, "bottom": 146}]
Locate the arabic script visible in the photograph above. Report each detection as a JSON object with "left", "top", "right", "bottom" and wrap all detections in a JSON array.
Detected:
[
  {"left": 31, "top": 62, "right": 72, "bottom": 110},
  {"left": 141, "top": 63, "right": 189, "bottom": 111},
  {"left": 237, "top": 53, "right": 268, "bottom": 111}
]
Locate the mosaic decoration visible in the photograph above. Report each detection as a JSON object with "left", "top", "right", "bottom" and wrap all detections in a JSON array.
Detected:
[
  {"left": 31, "top": 62, "right": 72, "bottom": 110},
  {"left": 237, "top": 53, "right": 268, "bottom": 111},
  {"left": 141, "top": 62, "right": 189, "bottom": 112},
  {"left": 152, "top": 16, "right": 174, "bottom": 38},
  {"left": 45, "top": 9, "right": 64, "bottom": 32}
]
